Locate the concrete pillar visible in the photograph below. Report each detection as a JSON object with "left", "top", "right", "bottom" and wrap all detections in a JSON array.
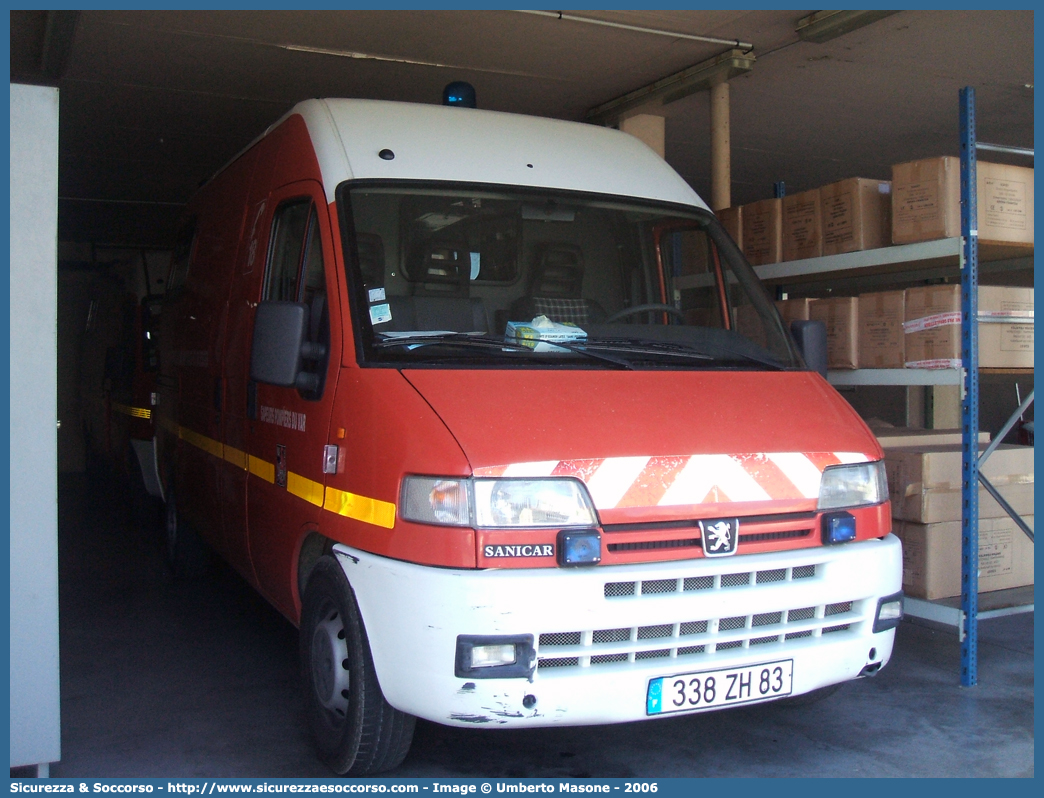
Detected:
[
  {"left": 620, "top": 113, "right": 665, "bottom": 159},
  {"left": 10, "top": 82, "right": 61, "bottom": 774},
  {"left": 710, "top": 81, "right": 731, "bottom": 211}
]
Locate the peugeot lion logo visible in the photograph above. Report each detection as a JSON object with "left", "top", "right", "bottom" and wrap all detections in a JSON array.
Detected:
[{"left": 699, "top": 518, "right": 739, "bottom": 557}]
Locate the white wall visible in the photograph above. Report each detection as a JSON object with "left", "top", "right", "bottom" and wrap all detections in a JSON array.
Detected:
[{"left": 10, "top": 83, "right": 61, "bottom": 770}]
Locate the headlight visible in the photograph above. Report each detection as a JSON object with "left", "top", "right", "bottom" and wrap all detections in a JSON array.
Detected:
[
  {"left": 401, "top": 476, "right": 597, "bottom": 528},
  {"left": 817, "top": 461, "right": 887, "bottom": 510},
  {"left": 475, "top": 478, "right": 596, "bottom": 528}
]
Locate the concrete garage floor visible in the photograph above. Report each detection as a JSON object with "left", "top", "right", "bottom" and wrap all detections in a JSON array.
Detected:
[{"left": 48, "top": 472, "right": 1033, "bottom": 778}]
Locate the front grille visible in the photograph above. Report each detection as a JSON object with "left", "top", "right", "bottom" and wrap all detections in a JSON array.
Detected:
[
  {"left": 535, "top": 597, "right": 866, "bottom": 672},
  {"left": 593, "top": 628, "right": 629, "bottom": 644},
  {"left": 638, "top": 624, "right": 673, "bottom": 640},
  {"left": 539, "top": 632, "right": 581, "bottom": 647},
  {"left": 739, "top": 529, "right": 812, "bottom": 543},
  {"left": 605, "top": 563, "right": 818, "bottom": 600},
  {"left": 604, "top": 529, "right": 811, "bottom": 554},
  {"left": 608, "top": 538, "right": 700, "bottom": 553},
  {"left": 604, "top": 582, "right": 636, "bottom": 598}
]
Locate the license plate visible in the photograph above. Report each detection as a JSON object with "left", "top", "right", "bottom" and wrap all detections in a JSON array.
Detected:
[{"left": 647, "top": 659, "right": 793, "bottom": 715}]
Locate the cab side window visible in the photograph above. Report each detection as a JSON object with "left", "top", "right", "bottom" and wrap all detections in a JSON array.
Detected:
[{"left": 263, "top": 199, "right": 330, "bottom": 399}]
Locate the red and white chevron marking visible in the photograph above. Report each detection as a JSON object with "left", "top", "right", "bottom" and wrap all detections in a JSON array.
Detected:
[{"left": 473, "top": 451, "right": 870, "bottom": 510}]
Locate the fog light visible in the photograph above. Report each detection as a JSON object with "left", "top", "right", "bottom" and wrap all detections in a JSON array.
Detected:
[
  {"left": 455, "top": 635, "right": 535, "bottom": 679},
  {"left": 873, "top": 592, "right": 904, "bottom": 633},
  {"left": 471, "top": 644, "right": 516, "bottom": 668},
  {"left": 557, "top": 529, "right": 601, "bottom": 567},
  {"left": 821, "top": 511, "right": 856, "bottom": 544}
]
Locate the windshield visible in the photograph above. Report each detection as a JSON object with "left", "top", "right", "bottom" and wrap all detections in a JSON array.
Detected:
[{"left": 340, "top": 183, "right": 801, "bottom": 371}]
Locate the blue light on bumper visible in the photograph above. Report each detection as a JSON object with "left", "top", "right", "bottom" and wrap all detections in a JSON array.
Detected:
[
  {"left": 822, "top": 511, "right": 857, "bottom": 544},
  {"left": 557, "top": 529, "right": 601, "bottom": 566}
]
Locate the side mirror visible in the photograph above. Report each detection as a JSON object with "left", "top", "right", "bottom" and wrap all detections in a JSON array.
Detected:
[
  {"left": 250, "top": 302, "right": 309, "bottom": 387},
  {"left": 790, "top": 320, "right": 828, "bottom": 380}
]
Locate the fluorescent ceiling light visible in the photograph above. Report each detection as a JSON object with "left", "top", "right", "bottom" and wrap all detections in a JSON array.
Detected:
[{"left": 796, "top": 10, "right": 899, "bottom": 44}]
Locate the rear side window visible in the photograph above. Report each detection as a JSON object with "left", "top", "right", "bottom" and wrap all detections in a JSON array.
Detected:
[{"left": 262, "top": 198, "right": 330, "bottom": 399}]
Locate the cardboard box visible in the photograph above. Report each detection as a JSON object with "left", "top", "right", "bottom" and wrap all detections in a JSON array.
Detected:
[
  {"left": 718, "top": 206, "right": 742, "bottom": 246},
  {"left": 774, "top": 297, "right": 817, "bottom": 326},
  {"left": 733, "top": 303, "right": 768, "bottom": 348},
  {"left": 978, "top": 285, "right": 1034, "bottom": 368},
  {"left": 808, "top": 296, "right": 858, "bottom": 369},
  {"left": 741, "top": 198, "right": 782, "bottom": 266},
  {"left": 872, "top": 427, "right": 989, "bottom": 449},
  {"left": 885, "top": 443, "right": 1034, "bottom": 523},
  {"left": 891, "top": 156, "right": 961, "bottom": 244},
  {"left": 858, "top": 290, "right": 905, "bottom": 368},
  {"left": 978, "top": 161, "right": 1034, "bottom": 246},
  {"left": 892, "top": 157, "right": 1034, "bottom": 245},
  {"left": 894, "top": 515, "right": 1034, "bottom": 600},
  {"left": 782, "top": 189, "right": 823, "bottom": 261},
  {"left": 821, "top": 178, "right": 891, "bottom": 256},
  {"left": 904, "top": 284, "right": 961, "bottom": 368},
  {"left": 904, "top": 284, "right": 1035, "bottom": 368}
]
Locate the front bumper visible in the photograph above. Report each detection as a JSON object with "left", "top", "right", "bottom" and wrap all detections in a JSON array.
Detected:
[{"left": 335, "top": 534, "right": 902, "bottom": 727}]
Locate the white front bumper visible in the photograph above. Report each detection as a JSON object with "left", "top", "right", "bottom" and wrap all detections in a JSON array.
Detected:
[{"left": 335, "top": 535, "right": 902, "bottom": 728}]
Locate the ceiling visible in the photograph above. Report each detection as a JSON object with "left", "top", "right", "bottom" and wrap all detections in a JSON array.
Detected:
[{"left": 10, "top": 9, "right": 1035, "bottom": 251}]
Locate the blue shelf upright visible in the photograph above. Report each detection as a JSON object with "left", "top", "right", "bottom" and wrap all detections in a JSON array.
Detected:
[
  {"left": 957, "top": 86, "right": 1035, "bottom": 687},
  {"left": 958, "top": 86, "right": 979, "bottom": 687}
]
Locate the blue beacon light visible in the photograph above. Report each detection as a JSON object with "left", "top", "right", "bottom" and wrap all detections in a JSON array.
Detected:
[{"left": 443, "top": 81, "right": 477, "bottom": 108}]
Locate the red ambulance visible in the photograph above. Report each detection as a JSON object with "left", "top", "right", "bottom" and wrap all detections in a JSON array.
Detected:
[{"left": 156, "top": 98, "right": 903, "bottom": 774}]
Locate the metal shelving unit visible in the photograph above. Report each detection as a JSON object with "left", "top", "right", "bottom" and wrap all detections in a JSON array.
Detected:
[
  {"left": 828, "top": 369, "right": 963, "bottom": 386},
  {"left": 754, "top": 88, "right": 1035, "bottom": 685}
]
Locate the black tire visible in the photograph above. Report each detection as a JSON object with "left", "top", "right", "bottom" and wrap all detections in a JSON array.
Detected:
[
  {"left": 775, "top": 683, "right": 843, "bottom": 707},
  {"left": 164, "top": 486, "right": 209, "bottom": 580},
  {"left": 300, "top": 556, "right": 415, "bottom": 775},
  {"left": 126, "top": 444, "right": 162, "bottom": 531}
]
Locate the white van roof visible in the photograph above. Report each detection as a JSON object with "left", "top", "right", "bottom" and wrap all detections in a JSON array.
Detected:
[{"left": 286, "top": 98, "right": 708, "bottom": 211}]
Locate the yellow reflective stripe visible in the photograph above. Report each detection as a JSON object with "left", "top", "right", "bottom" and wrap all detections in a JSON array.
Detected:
[
  {"left": 248, "top": 455, "right": 275, "bottom": 483},
  {"left": 169, "top": 422, "right": 396, "bottom": 528},
  {"left": 112, "top": 403, "right": 152, "bottom": 420},
  {"left": 224, "top": 445, "right": 247, "bottom": 469},
  {"left": 323, "top": 487, "right": 396, "bottom": 529},
  {"left": 180, "top": 426, "right": 223, "bottom": 459},
  {"left": 288, "top": 472, "right": 325, "bottom": 507}
]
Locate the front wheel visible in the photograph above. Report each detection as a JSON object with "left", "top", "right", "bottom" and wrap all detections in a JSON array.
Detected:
[
  {"left": 163, "top": 486, "right": 209, "bottom": 580},
  {"left": 300, "top": 555, "right": 415, "bottom": 775}
]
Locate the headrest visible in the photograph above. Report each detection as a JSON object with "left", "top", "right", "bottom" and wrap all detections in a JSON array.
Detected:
[
  {"left": 409, "top": 239, "right": 470, "bottom": 297},
  {"left": 530, "top": 244, "right": 584, "bottom": 298}
]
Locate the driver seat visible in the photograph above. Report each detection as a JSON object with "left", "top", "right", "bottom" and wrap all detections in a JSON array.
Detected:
[{"left": 508, "top": 244, "right": 606, "bottom": 326}]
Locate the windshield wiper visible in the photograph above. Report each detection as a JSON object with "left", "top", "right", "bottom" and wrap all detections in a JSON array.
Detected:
[
  {"left": 373, "top": 331, "right": 515, "bottom": 350},
  {"left": 582, "top": 337, "right": 785, "bottom": 370},
  {"left": 373, "top": 332, "right": 633, "bottom": 368}
]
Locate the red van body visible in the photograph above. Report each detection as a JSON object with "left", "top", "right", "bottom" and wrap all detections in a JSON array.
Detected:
[{"left": 157, "top": 99, "right": 902, "bottom": 774}]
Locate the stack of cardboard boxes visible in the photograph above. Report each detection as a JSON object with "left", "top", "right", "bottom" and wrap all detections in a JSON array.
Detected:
[
  {"left": 875, "top": 427, "right": 1035, "bottom": 600},
  {"left": 772, "top": 286, "right": 1033, "bottom": 370},
  {"left": 716, "top": 157, "right": 1035, "bottom": 602},
  {"left": 721, "top": 177, "right": 893, "bottom": 267},
  {"left": 892, "top": 157, "right": 1034, "bottom": 246},
  {"left": 717, "top": 156, "right": 1033, "bottom": 265}
]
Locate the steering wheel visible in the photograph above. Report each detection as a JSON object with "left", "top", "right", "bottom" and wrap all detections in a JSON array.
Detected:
[{"left": 604, "top": 303, "right": 686, "bottom": 324}]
